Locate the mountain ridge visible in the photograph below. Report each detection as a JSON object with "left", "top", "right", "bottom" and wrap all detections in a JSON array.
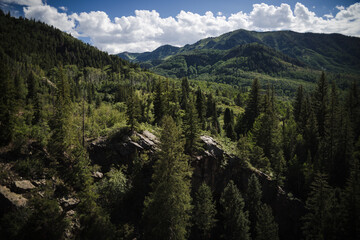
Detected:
[{"left": 118, "top": 29, "right": 360, "bottom": 75}]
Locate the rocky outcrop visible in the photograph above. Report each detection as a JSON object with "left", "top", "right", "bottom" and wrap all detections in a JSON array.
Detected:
[
  {"left": 0, "top": 185, "right": 27, "bottom": 216},
  {"left": 14, "top": 180, "right": 36, "bottom": 192},
  {"left": 88, "top": 131, "right": 304, "bottom": 240},
  {"left": 88, "top": 129, "right": 158, "bottom": 170},
  {"left": 192, "top": 135, "right": 305, "bottom": 240},
  {"left": 92, "top": 171, "right": 104, "bottom": 179}
]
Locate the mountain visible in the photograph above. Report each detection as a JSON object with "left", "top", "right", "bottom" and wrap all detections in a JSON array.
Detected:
[
  {"left": 118, "top": 29, "right": 360, "bottom": 86},
  {"left": 0, "top": 10, "right": 138, "bottom": 74}
]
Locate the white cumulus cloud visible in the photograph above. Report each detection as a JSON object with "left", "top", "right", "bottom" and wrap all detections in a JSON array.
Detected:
[
  {"left": 6, "top": 1, "right": 360, "bottom": 53},
  {"left": 1, "top": 0, "right": 42, "bottom": 6}
]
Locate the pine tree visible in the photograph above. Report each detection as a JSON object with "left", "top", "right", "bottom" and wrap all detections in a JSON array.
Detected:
[
  {"left": 242, "top": 78, "right": 260, "bottom": 133},
  {"left": 196, "top": 87, "right": 206, "bottom": 129},
  {"left": 247, "top": 174, "right": 262, "bottom": 238},
  {"left": 224, "top": 108, "right": 236, "bottom": 140},
  {"left": 153, "top": 80, "right": 166, "bottom": 124},
  {"left": 0, "top": 61, "right": 15, "bottom": 145},
  {"left": 255, "top": 203, "right": 279, "bottom": 240},
  {"left": 181, "top": 77, "right": 190, "bottom": 109},
  {"left": 126, "top": 89, "right": 141, "bottom": 131},
  {"left": 302, "top": 173, "right": 333, "bottom": 240},
  {"left": 183, "top": 97, "right": 201, "bottom": 155},
  {"left": 49, "top": 66, "right": 71, "bottom": 161},
  {"left": 193, "top": 183, "right": 217, "bottom": 239},
  {"left": 26, "top": 71, "right": 38, "bottom": 105},
  {"left": 143, "top": 116, "right": 192, "bottom": 240},
  {"left": 313, "top": 72, "right": 329, "bottom": 139},
  {"left": 220, "top": 180, "right": 250, "bottom": 240},
  {"left": 293, "top": 85, "right": 304, "bottom": 124},
  {"left": 342, "top": 139, "right": 360, "bottom": 240}
]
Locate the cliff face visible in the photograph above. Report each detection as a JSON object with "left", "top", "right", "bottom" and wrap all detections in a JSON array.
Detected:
[
  {"left": 89, "top": 131, "right": 305, "bottom": 240},
  {"left": 193, "top": 136, "right": 305, "bottom": 240}
]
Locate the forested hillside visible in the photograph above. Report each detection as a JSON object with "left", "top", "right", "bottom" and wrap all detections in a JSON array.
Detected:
[
  {"left": 0, "top": 10, "right": 359, "bottom": 240},
  {"left": 119, "top": 29, "right": 360, "bottom": 95}
]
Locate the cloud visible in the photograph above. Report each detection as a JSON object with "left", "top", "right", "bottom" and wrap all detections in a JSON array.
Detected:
[
  {"left": 1, "top": 0, "right": 42, "bottom": 6},
  {"left": 59, "top": 6, "right": 67, "bottom": 11},
  {"left": 8, "top": 1, "right": 360, "bottom": 53},
  {"left": 24, "top": 4, "right": 77, "bottom": 35}
]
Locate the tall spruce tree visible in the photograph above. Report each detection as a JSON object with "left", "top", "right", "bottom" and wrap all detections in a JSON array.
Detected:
[
  {"left": 242, "top": 78, "right": 260, "bottom": 133},
  {"left": 255, "top": 203, "right": 279, "bottom": 240},
  {"left": 153, "top": 80, "right": 166, "bottom": 124},
  {"left": 196, "top": 87, "right": 206, "bottom": 129},
  {"left": 181, "top": 77, "right": 190, "bottom": 109},
  {"left": 193, "top": 183, "right": 217, "bottom": 239},
  {"left": 183, "top": 97, "right": 201, "bottom": 155},
  {"left": 342, "top": 139, "right": 360, "bottom": 240},
  {"left": 126, "top": 89, "right": 141, "bottom": 131},
  {"left": 143, "top": 116, "right": 192, "bottom": 240},
  {"left": 313, "top": 72, "right": 329, "bottom": 139},
  {"left": 247, "top": 174, "right": 262, "bottom": 238},
  {"left": 302, "top": 173, "right": 333, "bottom": 240},
  {"left": 293, "top": 85, "right": 304, "bottom": 124},
  {"left": 49, "top": 66, "right": 71, "bottom": 161},
  {"left": 220, "top": 180, "right": 250, "bottom": 240},
  {"left": 0, "top": 61, "right": 15, "bottom": 145}
]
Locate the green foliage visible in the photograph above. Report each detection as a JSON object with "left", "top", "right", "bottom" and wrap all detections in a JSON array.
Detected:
[
  {"left": 247, "top": 174, "right": 262, "bottom": 238},
  {"left": 97, "top": 167, "right": 129, "bottom": 211},
  {"left": 220, "top": 180, "right": 250, "bottom": 240},
  {"left": 183, "top": 97, "right": 201, "bottom": 155},
  {"left": 193, "top": 183, "right": 217, "bottom": 239},
  {"left": 143, "top": 116, "right": 192, "bottom": 240},
  {"left": 255, "top": 204, "right": 279, "bottom": 240},
  {"left": 302, "top": 173, "right": 333, "bottom": 240}
]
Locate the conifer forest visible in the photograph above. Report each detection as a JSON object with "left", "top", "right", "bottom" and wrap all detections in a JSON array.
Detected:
[{"left": 0, "top": 9, "right": 360, "bottom": 240}]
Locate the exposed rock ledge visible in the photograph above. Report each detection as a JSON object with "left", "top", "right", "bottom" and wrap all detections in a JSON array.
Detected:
[{"left": 0, "top": 185, "right": 27, "bottom": 215}]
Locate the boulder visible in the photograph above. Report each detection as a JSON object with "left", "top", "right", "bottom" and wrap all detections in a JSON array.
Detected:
[
  {"left": 14, "top": 180, "right": 36, "bottom": 192},
  {"left": 0, "top": 185, "right": 27, "bottom": 216},
  {"left": 92, "top": 171, "right": 104, "bottom": 179},
  {"left": 60, "top": 196, "right": 80, "bottom": 210}
]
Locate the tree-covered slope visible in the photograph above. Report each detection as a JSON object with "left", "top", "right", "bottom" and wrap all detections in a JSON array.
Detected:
[
  {"left": 119, "top": 29, "right": 360, "bottom": 75},
  {"left": 0, "top": 11, "right": 137, "bottom": 73}
]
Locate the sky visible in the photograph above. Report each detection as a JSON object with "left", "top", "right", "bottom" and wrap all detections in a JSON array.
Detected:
[{"left": 1, "top": 0, "right": 360, "bottom": 54}]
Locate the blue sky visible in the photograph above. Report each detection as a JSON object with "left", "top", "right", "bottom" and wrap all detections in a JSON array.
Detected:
[
  {"left": 44, "top": 0, "right": 358, "bottom": 18},
  {"left": 1, "top": 0, "right": 360, "bottom": 53}
]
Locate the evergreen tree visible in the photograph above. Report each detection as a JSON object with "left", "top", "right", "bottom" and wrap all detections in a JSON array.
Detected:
[
  {"left": 242, "top": 78, "right": 260, "bottom": 133},
  {"left": 196, "top": 87, "right": 206, "bottom": 129},
  {"left": 220, "top": 180, "right": 250, "bottom": 240},
  {"left": 347, "top": 81, "right": 360, "bottom": 140},
  {"left": 181, "top": 77, "right": 190, "bottom": 109},
  {"left": 49, "top": 66, "right": 71, "bottom": 162},
  {"left": 313, "top": 72, "right": 329, "bottom": 139},
  {"left": 193, "top": 183, "right": 217, "bottom": 239},
  {"left": 143, "top": 116, "right": 192, "bottom": 240},
  {"left": 255, "top": 203, "right": 279, "bottom": 240},
  {"left": 247, "top": 174, "right": 262, "bottom": 238},
  {"left": 224, "top": 108, "right": 236, "bottom": 140},
  {"left": 26, "top": 71, "right": 38, "bottom": 105},
  {"left": 183, "top": 97, "right": 201, "bottom": 155},
  {"left": 126, "top": 89, "right": 141, "bottom": 131},
  {"left": 293, "top": 85, "right": 304, "bottom": 124},
  {"left": 342, "top": 139, "right": 360, "bottom": 240},
  {"left": 206, "top": 93, "right": 215, "bottom": 118},
  {"left": 302, "top": 173, "right": 333, "bottom": 240},
  {"left": 153, "top": 80, "right": 166, "bottom": 124},
  {"left": 0, "top": 61, "right": 15, "bottom": 145}
]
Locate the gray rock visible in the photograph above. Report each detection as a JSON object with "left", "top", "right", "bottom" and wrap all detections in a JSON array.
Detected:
[
  {"left": 60, "top": 196, "right": 80, "bottom": 209},
  {"left": 14, "top": 180, "right": 36, "bottom": 192},
  {"left": 0, "top": 185, "right": 27, "bottom": 208},
  {"left": 92, "top": 171, "right": 104, "bottom": 179},
  {"left": 142, "top": 130, "right": 158, "bottom": 143}
]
